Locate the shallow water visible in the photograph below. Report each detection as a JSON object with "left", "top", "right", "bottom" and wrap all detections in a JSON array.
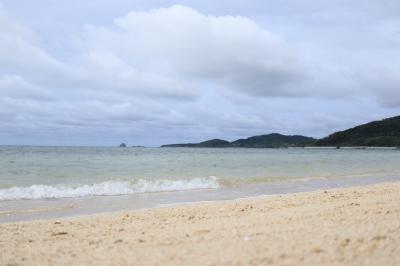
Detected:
[{"left": 1, "top": 146, "right": 400, "bottom": 200}]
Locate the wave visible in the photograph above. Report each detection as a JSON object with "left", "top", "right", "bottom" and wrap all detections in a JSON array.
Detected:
[{"left": 0, "top": 177, "right": 220, "bottom": 201}]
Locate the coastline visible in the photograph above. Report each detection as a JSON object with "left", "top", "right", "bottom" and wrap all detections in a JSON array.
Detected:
[
  {"left": 1, "top": 174, "right": 399, "bottom": 223},
  {"left": 1, "top": 181, "right": 400, "bottom": 265}
]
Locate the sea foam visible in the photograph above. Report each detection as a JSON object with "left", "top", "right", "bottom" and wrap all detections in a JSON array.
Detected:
[{"left": 0, "top": 177, "right": 219, "bottom": 201}]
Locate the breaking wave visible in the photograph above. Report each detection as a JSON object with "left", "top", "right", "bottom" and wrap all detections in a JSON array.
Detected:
[{"left": 0, "top": 177, "right": 220, "bottom": 201}]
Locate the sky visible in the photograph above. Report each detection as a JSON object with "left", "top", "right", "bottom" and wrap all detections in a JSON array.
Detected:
[{"left": 0, "top": 0, "right": 399, "bottom": 146}]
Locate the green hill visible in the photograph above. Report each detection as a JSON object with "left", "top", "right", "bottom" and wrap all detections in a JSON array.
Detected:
[
  {"left": 314, "top": 116, "right": 400, "bottom": 147},
  {"left": 231, "top": 133, "right": 316, "bottom": 148},
  {"left": 161, "top": 134, "right": 316, "bottom": 148}
]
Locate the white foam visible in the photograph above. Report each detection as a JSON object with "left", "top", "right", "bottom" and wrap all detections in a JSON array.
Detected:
[{"left": 0, "top": 177, "right": 220, "bottom": 201}]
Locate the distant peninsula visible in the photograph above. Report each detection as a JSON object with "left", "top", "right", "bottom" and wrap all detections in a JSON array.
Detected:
[
  {"left": 161, "top": 116, "right": 400, "bottom": 148},
  {"left": 161, "top": 133, "right": 316, "bottom": 148}
]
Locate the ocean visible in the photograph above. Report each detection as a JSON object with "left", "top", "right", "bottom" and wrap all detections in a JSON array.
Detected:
[{"left": 1, "top": 146, "right": 399, "bottom": 221}]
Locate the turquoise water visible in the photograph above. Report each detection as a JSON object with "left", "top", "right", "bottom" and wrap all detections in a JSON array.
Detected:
[{"left": 1, "top": 146, "right": 400, "bottom": 200}]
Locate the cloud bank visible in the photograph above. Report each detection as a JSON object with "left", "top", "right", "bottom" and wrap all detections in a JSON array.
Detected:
[{"left": 0, "top": 2, "right": 400, "bottom": 145}]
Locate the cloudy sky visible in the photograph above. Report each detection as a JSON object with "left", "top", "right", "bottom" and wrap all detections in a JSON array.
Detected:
[{"left": 1, "top": 0, "right": 399, "bottom": 146}]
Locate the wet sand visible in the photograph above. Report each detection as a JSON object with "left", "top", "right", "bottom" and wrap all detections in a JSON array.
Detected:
[{"left": 1, "top": 181, "right": 399, "bottom": 266}]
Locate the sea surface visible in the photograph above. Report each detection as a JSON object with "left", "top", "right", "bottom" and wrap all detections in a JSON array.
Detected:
[{"left": 1, "top": 146, "right": 400, "bottom": 222}]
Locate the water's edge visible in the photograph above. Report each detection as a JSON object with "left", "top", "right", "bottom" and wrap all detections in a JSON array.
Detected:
[{"left": 1, "top": 174, "right": 398, "bottom": 223}]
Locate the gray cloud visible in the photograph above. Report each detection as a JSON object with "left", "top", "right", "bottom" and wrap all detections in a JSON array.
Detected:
[{"left": 0, "top": 75, "right": 53, "bottom": 100}]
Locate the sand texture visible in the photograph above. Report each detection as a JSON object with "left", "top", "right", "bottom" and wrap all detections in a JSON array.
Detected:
[{"left": 1, "top": 182, "right": 400, "bottom": 266}]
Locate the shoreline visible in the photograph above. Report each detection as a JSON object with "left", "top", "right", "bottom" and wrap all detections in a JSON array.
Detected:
[
  {"left": 1, "top": 181, "right": 400, "bottom": 265},
  {"left": 1, "top": 174, "right": 399, "bottom": 223}
]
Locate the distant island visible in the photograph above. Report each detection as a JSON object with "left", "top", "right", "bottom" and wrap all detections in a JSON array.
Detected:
[
  {"left": 161, "top": 116, "right": 400, "bottom": 148},
  {"left": 119, "top": 143, "right": 145, "bottom": 148}
]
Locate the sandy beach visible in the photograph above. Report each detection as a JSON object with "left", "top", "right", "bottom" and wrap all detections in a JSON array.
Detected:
[{"left": 1, "top": 181, "right": 399, "bottom": 266}]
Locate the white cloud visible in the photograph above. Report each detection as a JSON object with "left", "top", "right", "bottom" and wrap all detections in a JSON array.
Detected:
[{"left": 81, "top": 5, "right": 302, "bottom": 97}]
